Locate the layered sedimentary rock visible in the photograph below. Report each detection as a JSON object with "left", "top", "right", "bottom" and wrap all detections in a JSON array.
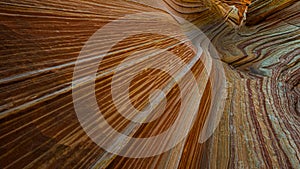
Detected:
[{"left": 0, "top": 0, "right": 299, "bottom": 169}]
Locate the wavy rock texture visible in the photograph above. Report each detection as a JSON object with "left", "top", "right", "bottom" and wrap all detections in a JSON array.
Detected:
[{"left": 0, "top": 0, "right": 299, "bottom": 169}]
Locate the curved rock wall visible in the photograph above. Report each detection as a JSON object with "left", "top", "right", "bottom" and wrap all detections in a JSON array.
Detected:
[{"left": 0, "top": 0, "right": 299, "bottom": 168}]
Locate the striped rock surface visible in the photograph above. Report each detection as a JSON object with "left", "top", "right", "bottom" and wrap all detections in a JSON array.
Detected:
[{"left": 0, "top": 0, "right": 299, "bottom": 168}]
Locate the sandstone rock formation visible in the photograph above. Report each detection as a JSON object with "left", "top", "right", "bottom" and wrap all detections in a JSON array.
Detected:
[{"left": 0, "top": 0, "right": 299, "bottom": 168}]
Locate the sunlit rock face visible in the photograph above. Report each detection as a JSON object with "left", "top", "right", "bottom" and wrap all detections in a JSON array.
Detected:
[{"left": 0, "top": 0, "right": 299, "bottom": 169}]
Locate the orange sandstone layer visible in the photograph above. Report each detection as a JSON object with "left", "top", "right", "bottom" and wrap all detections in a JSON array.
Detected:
[{"left": 0, "top": 0, "right": 299, "bottom": 168}]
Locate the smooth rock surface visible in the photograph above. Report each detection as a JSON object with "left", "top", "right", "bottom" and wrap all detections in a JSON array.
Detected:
[{"left": 0, "top": 0, "right": 299, "bottom": 168}]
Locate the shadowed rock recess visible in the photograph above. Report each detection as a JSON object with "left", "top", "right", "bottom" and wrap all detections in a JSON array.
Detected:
[{"left": 0, "top": 0, "right": 299, "bottom": 168}]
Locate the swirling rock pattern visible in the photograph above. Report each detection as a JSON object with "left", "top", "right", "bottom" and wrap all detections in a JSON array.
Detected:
[{"left": 0, "top": 0, "right": 299, "bottom": 169}]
